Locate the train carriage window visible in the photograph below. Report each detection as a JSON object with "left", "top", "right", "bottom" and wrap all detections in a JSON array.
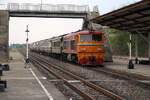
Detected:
[
  {"left": 49, "top": 41, "right": 52, "bottom": 47},
  {"left": 57, "top": 42, "right": 60, "bottom": 47},
  {"left": 64, "top": 41, "right": 67, "bottom": 49},
  {"left": 71, "top": 40, "right": 76, "bottom": 50},
  {"left": 52, "top": 42, "right": 54, "bottom": 47},
  {"left": 53, "top": 41, "right": 60, "bottom": 47},
  {"left": 63, "top": 41, "right": 69, "bottom": 49}
]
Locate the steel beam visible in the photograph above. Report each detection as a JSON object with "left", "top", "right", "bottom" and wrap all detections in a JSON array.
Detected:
[{"left": 9, "top": 12, "right": 87, "bottom": 18}]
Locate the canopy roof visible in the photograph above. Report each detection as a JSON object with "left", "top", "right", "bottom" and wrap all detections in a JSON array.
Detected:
[{"left": 92, "top": 0, "right": 150, "bottom": 34}]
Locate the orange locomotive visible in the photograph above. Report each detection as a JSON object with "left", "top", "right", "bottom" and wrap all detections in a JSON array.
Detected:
[{"left": 62, "top": 30, "right": 104, "bottom": 65}]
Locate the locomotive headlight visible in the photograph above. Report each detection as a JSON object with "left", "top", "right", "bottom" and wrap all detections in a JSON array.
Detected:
[
  {"left": 81, "top": 48, "right": 86, "bottom": 51},
  {"left": 97, "top": 48, "right": 102, "bottom": 51},
  {"left": 97, "top": 46, "right": 104, "bottom": 51}
]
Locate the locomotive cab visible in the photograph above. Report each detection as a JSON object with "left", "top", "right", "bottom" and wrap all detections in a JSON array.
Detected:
[{"left": 77, "top": 30, "right": 104, "bottom": 65}]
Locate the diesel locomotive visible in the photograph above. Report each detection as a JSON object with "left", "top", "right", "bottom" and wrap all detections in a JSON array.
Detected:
[{"left": 30, "top": 30, "right": 104, "bottom": 65}]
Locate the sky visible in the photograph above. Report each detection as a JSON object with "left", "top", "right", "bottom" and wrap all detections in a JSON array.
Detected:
[{"left": 0, "top": 0, "right": 141, "bottom": 44}]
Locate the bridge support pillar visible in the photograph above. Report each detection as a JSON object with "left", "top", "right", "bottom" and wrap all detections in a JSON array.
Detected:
[{"left": 0, "top": 10, "right": 9, "bottom": 62}]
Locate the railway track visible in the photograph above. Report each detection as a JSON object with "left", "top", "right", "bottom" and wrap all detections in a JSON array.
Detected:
[
  {"left": 31, "top": 56, "right": 94, "bottom": 100},
  {"left": 30, "top": 53, "right": 125, "bottom": 100},
  {"left": 86, "top": 67, "right": 150, "bottom": 90},
  {"left": 30, "top": 52, "right": 150, "bottom": 99},
  {"left": 19, "top": 49, "right": 150, "bottom": 100}
]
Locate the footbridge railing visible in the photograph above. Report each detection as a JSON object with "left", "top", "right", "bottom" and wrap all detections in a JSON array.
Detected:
[{"left": 0, "top": 3, "right": 89, "bottom": 13}]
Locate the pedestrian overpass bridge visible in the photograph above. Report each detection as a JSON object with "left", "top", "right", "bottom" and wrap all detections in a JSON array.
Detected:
[
  {"left": 0, "top": 3, "right": 100, "bottom": 62},
  {"left": 0, "top": 3, "right": 90, "bottom": 18}
]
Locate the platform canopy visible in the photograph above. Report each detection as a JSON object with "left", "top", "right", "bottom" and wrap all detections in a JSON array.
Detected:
[{"left": 92, "top": 0, "right": 150, "bottom": 35}]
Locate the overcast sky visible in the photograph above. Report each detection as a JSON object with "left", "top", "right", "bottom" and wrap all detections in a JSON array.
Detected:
[{"left": 0, "top": 0, "right": 141, "bottom": 44}]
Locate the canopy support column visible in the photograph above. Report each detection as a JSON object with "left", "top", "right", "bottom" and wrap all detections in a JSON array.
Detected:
[
  {"left": 135, "top": 34, "right": 138, "bottom": 64},
  {"left": 128, "top": 34, "right": 134, "bottom": 69}
]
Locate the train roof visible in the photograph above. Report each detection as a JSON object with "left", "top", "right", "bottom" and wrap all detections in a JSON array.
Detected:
[
  {"left": 30, "top": 30, "right": 103, "bottom": 45},
  {"left": 64, "top": 30, "right": 103, "bottom": 37}
]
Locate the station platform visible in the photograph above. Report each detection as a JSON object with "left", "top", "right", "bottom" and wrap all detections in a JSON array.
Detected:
[
  {"left": 105, "top": 58, "right": 150, "bottom": 79},
  {"left": 0, "top": 49, "right": 67, "bottom": 100}
]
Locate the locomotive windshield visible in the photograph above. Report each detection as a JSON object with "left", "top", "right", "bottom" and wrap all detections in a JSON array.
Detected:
[{"left": 80, "top": 34, "right": 102, "bottom": 42}]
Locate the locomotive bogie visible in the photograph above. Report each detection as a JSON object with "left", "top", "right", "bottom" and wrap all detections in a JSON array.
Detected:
[{"left": 78, "top": 53, "right": 104, "bottom": 65}]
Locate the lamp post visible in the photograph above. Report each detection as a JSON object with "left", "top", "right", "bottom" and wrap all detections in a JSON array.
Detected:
[{"left": 25, "top": 25, "right": 29, "bottom": 60}]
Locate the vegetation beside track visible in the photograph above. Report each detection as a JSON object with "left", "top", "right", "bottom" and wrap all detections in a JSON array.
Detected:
[{"left": 107, "top": 28, "right": 148, "bottom": 57}]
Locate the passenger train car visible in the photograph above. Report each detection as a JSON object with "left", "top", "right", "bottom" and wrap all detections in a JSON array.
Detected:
[{"left": 30, "top": 30, "right": 104, "bottom": 65}]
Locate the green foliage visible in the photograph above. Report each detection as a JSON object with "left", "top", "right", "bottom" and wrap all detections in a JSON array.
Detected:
[
  {"left": 107, "top": 28, "right": 129, "bottom": 56},
  {"left": 133, "top": 36, "right": 148, "bottom": 57},
  {"left": 106, "top": 28, "right": 148, "bottom": 57}
]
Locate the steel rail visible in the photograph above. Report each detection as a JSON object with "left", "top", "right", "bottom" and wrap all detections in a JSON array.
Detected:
[
  {"left": 31, "top": 57, "right": 94, "bottom": 100},
  {"left": 31, "top": 53, "right": 125, "bottom": 100},
  {"left": 88, "top": 67, "right": 150, "bottom": 90}
]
